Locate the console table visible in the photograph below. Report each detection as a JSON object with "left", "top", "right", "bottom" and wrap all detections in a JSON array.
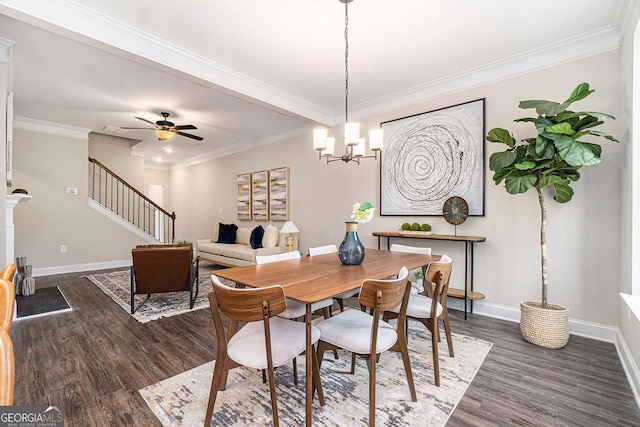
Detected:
[{"left": 372, "top": 231, "right": 486, "bottom": 319}]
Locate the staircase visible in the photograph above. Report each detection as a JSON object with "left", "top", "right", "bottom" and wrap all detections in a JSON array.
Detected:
[{"left": 88, "top": 157, "right": 175, "bottom": 243}]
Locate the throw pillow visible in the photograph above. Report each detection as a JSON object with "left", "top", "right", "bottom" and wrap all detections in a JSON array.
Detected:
[
  {"left": 216, "top": 223, "right": 238, "bottom": 244},
  {"left": 262, "top": 224, "right": 279, "bottom": 248},
  {"left": 236, "top": 228, "right": 252, "bottom": 245},
  {"left": 250, "top": 225, "right": 265, "bottom": 249}
]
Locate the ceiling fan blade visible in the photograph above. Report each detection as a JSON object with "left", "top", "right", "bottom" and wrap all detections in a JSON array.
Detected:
[
  {"left": 135, "top": 117, "right": 157, "bottom": 126},
  {"left": 176, "top": 131, "right": 203, "bottom": 141},
  {"left": 120, "top": 127, "right": 155, "bottom": 130},
  {"left": 174, "top": 124, "right": 197, "bottom": 130}
]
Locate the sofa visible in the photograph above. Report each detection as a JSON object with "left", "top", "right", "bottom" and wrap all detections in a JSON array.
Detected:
[{"left": 196, "top": 222, "right": 298, "bottom": 267}]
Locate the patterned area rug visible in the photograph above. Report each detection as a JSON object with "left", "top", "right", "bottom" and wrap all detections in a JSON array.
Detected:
[
  {"left": 140, "top": 327, "right": 492, "bottom": 426},
  {"left": 85, "top": 262, "right": 226, "bottom": 323}
]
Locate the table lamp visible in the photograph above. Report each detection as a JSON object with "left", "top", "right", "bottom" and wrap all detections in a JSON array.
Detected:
[{"left": 280, "top": 221, "right": 299, "bottom": 252}]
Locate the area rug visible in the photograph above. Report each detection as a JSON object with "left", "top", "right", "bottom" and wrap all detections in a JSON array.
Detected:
[
  {"left": 15, "top": 286, "right": 72, "bottom": 320},
  {"left": 140, "top": 327, "right": 492, "bottom": 426},
  {"left": 84, "top": 262, "right": 227, "bottom": 323}
]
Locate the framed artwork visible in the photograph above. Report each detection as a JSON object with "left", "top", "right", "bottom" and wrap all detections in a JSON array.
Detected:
[
  {"left": 380, "top": 98, "right": 485, "bottom": 216},
  {"left": 251, "top": 170, "right": 269, "bottom": 221},
  {"left": 269, "top": 167, "right": 289, "bottom": 221},
  {"left": 237, "top": 173, "right": 252, "bottom": 220}
]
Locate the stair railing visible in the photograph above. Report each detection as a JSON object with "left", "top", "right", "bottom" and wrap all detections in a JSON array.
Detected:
[{"left": 88, "top": 157, "right": 175, "bottom": 243}]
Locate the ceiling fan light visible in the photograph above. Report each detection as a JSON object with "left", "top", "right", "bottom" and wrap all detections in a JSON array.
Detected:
[{"left": 155, "top": 129, "right": 175, "bottom": 140}]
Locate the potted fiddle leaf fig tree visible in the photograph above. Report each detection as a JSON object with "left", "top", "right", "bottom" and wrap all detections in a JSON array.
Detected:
[{"left": 486, "top": 82, "right": 618, "bottom": 349}]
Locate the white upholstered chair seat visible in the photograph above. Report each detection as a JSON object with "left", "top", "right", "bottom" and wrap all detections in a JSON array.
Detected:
[
  {"left": 228, "top": 317, "right": 321, "bottom": 369},
  {"left": 279, "top": 298, "right": 334, "bottom": 319},
  {"left": 316, "top": 309, "right": 398, "bottom": 354},
  {"left": 390, "top": 293, "right": 443, "bottom": 319}
]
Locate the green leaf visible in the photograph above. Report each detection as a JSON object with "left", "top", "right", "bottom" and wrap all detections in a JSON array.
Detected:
[
  {"left": 554, "top": 136, "right": 600, "bottom": 166},
  {"left": 489, "top": 151, "right": 517, "bottom": 171},
  {"left": 552, "top": 180, "right": 574, "bottom": 203},
  {"left": 575, "top": 111, "right": 615, "bottom": 121},
  {"left": 486, "top": 128, "right": 516, "bottom": 146},
  {"left": 514, "top": 117, "right": 537, "bottom": 123},
  {"left": 515, "top": 161, "right": 536, "bottom": 170},
  {"left": 520, "top": 100, "right": 570, "bottom": 116},
  {"left": 359, "top": 202, "right": 373, "bottom": 211},
  {"left": 504, "top": 175, "right": 537, "bottom": 194},
  {"left": 537, "top": 174, "right": 565, "bottom": 190},
  {"left": 492, "top": 168, "right": 513, "bottom": 184},
  {"left": 564, "top": 83, "right": 594, "bottom": 104},
  {"left": 534, "top": 136, "right": 555, "bottom": 158},
  {"left": 583, "top": 130, "right": 619, "bottom": 143},
  {"left": 546, "top": 122, "right": 576, "bottom": 136}
]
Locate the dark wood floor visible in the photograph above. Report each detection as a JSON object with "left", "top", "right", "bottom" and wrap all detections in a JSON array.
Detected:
[{"left": 10, "top": 269, "right": 640, "bottom": 426}]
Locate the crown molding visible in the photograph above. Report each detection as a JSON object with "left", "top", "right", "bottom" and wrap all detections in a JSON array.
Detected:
[{"left": 13, "top": 116, "right": 91, "bottom": 140}]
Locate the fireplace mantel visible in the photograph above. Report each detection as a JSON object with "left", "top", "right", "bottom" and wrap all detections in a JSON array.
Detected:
[{"left": 6, "top": 194, "right": 31, "bottom": 265}]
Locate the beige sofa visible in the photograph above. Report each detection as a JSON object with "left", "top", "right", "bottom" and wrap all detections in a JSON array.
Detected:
[{"left": 196, "top": 223, "right": 298, "bottom": 267}]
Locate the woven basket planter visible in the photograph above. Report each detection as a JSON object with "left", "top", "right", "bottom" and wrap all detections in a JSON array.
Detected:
[{"left": 520, "top": 301, "right": 569, "bottom": 349}]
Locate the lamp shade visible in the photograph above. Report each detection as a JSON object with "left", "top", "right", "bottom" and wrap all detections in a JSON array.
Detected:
[
  {"left": 323, "top": 137, "right": 335, "bottom": 157},
  {"left": 156, "top": 129, "right": 175, "bottom": 140},
  {"left": 369, "top": 129, "right": 383, "bottom": 151},
  {"left": 313, "top": 129, "right": 328, "bottom": 151},
  {"left": 344, "top": 122, "right": 360, "bottom": 146},
  {"left": 280, "top": 221, "right": 300, "bottom": 234},
  {"left": 353, "top": 138, "right": 365, "bottom": 157}
]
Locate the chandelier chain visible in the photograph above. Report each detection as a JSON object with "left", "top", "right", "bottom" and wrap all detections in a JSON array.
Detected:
[{"left": 344, "top": 1, "right": 349, "bottom": 123}]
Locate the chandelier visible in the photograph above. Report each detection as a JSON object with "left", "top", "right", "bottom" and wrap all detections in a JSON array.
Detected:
[{"left": 313, "top": 0, "right": 383, "bottom": 164}]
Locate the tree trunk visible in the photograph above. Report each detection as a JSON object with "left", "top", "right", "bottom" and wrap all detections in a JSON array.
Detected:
[{"left": 538, "top": 187, "right": 548, "bottom": 308}]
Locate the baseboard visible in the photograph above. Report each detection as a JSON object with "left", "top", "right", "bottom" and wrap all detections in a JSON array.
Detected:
[
  {"left": 33, "top": 260, "right": 130, "bottom": 277},
  {"left": 616, "top": 328, "right": 640, "bottom": 409},
  {"left": 453, "top": 300, "right": 617, "bottom": 343}
]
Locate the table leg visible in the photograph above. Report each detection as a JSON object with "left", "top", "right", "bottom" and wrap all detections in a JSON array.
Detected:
[
  {"left": 464, "top": 241, "right": 469, "bottom": 320},
  {"left": 305, "top": 302, "right": 312, "bottom": 426}
]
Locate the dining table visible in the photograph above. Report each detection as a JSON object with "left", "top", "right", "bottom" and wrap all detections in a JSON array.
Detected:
[{"left": 213, "top": 248, "right": 439, "bottom": 426}]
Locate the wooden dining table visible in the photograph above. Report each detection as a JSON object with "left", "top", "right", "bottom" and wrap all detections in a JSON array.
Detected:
[{"left": 213, "top": 248, "right": 439, "bottom": 426}]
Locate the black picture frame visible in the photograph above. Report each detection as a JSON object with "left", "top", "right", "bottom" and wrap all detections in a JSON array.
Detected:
[{"left": 380, "top": 99, "right": 485, "bottom": 216}]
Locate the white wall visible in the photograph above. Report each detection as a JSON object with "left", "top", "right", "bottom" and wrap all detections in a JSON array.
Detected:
[{"left": 168, "top": 51, "right": 622, "bottom": 329}]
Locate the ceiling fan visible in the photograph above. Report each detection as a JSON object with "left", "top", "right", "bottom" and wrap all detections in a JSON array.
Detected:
[{"left": 121, "top": 112, "right": 203, "bottom": 141}]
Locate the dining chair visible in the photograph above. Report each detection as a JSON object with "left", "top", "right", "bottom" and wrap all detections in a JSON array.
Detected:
[
  {"left": 0, "top": 327, "right": 14, "bottom": 406},
  {"left": 0, "top": 279, "right": 16, "bottom": 333},
  {"left": 389, "top": 244, "right": 432, "bottom": 294},
  {"left": 255, "top": 251, "right": 335, "bottom": 319},
  {"left": 308, "top": 244, "right": 358, "bottom": 312},
  {"left": 204, "top": 275, "right": 325, "bottom": 427},
  {"left": 316, "top": 266, "right": 416, "bottom": 426},
  {"left": 384, "top": 255, "right": 454, "bottom": 387}
]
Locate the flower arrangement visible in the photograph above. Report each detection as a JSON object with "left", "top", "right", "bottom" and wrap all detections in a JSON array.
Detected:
[{"left": 351, "top": 201, "right": 375, "bottom": 224}]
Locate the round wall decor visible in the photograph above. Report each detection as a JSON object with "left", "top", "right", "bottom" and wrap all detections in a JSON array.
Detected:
[{"left": 443, "top": 196, "right": 469, "bottom": 226}]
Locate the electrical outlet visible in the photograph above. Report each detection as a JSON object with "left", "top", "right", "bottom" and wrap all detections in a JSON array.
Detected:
[
  {"left": 60, "top": 245, "right": 67, "bottom": 253},
  {"left": 66, "top": 187, "right": 77, "bottom": 195},
  {"left": 219, "top": 208, "right": 223, "bottom": 214}
]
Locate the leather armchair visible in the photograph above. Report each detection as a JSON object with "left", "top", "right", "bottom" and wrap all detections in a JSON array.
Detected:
[{"left": 130, "top": 244, "right": 199, "bottom": 314}]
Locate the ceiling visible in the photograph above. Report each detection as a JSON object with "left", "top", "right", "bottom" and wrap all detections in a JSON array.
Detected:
[{"left": 0, "top": 0, "right": 632, "bottom": 168}]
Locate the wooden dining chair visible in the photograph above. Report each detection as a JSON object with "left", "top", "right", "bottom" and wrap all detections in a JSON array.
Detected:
[
  {"left": 315, "top": 266, "right": 416, "bottom": 427},
  {"left": 384, "top": 255, "right": 454, "bottom": 387},
  {"left": 0, "top": 327, "right": 14, "bottom": 406},
  {"left": 255, "top": 251, "right": 335, "bottom": 319},
  {"left": 389, "top": 244, "right": 432, "bottom": 294},
  {"left": 308, "top": 244, "right": 359, "bottom": 312},
  {"left": 204, "top": 275, "right": 325, "bottom": 427},
  {"left": 0, "top": 279, "right": 16, "bottom": 333}
]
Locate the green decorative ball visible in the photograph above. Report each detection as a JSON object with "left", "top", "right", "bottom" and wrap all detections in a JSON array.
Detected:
[
  {"left": 420, "top": 224, "right": 431, "bottom": 231},
  {"left": 410, "top": 222, "right": 421, "bottom": 231},
  {"left": 401, "top": 223, "right": 411, "bottom": 230}
]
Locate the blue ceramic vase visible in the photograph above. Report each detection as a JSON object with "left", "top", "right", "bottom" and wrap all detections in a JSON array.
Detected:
[{"left": 338, "top": 221, "right": 365, "bottom": 265}]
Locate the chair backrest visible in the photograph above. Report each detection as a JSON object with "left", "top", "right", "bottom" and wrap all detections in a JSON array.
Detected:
[
  {"left": 426, "top": 255, "right": 453, "bottom": 307},
  {"left": 0, "top": 327, "right": 14, "bottom": 405},
  {"left": 0, "top": 279, "right": 16, "bottom": 333},
  {"left": 359, "top": 266, "right": 410, "bottom": 312},
  {"left": 131, "top": 244, "right": 193, "bottom": 293},
  {"left": 308, "top": 244, "right": 338, "bottom": 256},
  {"left": 210, "top": 277, "right": 287, "bottom": 322},
  {"left": 389, "top": 244, "right": 432, "bottom": 255},
  {"left": 255, "top": 251, "right": 301, "bottom": 265},
  {"left": 0, "top": 264, "right": 16, "bottom": 282}
]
